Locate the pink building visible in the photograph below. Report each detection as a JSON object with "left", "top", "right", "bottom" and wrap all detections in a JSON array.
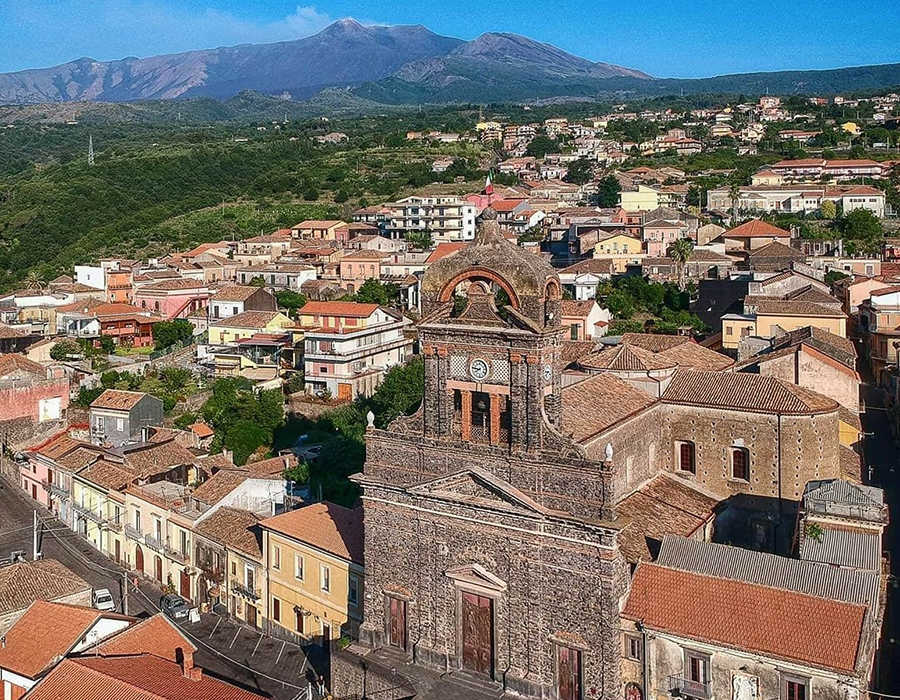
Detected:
[
  {"left": 133, "top": 278, "right": 211, "bottom": 319},
  {"left": 643, "top": 219, "right": 691, "bottom": 257}
]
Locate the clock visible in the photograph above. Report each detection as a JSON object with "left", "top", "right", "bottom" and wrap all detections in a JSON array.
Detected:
[
  {"left": 469, "top": 358, "right": 490, "bottom": 381},
  {"left": 542, "top": 364, "right": 553, "bottom": 382}
]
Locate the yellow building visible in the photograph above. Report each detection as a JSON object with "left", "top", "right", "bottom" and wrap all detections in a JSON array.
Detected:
[
  {"left": 207, "top": 310, "right": 294, "bottom": 346},
  {"left": 619, "top": 185, "right": 660, "bottom": 212},
  {"left": 755, "top": 300, "right": 847, "bottom": 339},
  {"left": 261, "top": 503, "right": 363, "bottom": 643},
  {"left": 721, "top": 314, "right": 758, "bottom": 350},
  {"left": 593, "top": 234, "right": 646, "bottom": 273},
  {"left": 71, "top": 460, "right": 133, "bottom": 557}
]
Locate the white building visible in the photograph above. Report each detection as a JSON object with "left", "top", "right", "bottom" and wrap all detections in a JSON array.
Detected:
[{"left": 384, "top": 196, "right": 477, "bottom": 242}]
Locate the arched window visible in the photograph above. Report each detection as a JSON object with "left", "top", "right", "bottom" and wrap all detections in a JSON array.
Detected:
[
  {"left": 732, "top": 447, "right": 749, "bottom": 481},
  {"left": 676, "top": 441, "right": 695, "bottom": 474},
  {"left": 154, "top": 301, "right": 160, "bottom": 312}
]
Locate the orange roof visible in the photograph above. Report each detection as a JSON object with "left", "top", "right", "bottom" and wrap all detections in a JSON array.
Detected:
[
  {"left": 90, "top": 389, "right": 149, "bottom": 411},
  {"left": 426, "top": 242, "right": 467, "bottom": 264},
  {"left": 189, "top": 422, "right": 215, "bottom": 438},
  {"left": 623, "top": 563, "right": 866, "bottom": 672},
  {"left": 726, "top": 219, "right": 791, "bottom": 238},
  {"left": 93, "top": 613, "right": 195, "bottom": 662},
  {"left": 293, "top": 220, "right": 345, "bottom": 229},
  {"left": 260, "top": 502, "right": 363, "bottom": 564},
  {"left": 489, "top": 199, "right": 524, "bottom": 212},
  {"left": 0, "top": 601, "right": 132, "bottom": 679},
  {"left": 28, "top": 654, "right": 266, "bottom": 700},
  {"left": 299, "top": 301, "right": 380, "bottom": 318}
]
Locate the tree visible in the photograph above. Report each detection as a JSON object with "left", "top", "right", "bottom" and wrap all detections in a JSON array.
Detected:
[
  {"left": 368, "top": 356, "right": 424, "bottom": 428},
  {"left": 151, "top": 319, "right": 194, "bottom": 350},
  {"left": 354, "top": 279, "right": 399, "bottom": 307},
  {"left": 276, "top": 290, "right": 307, "bottom": 315},
  {"left": 820, "top": 199, "right": 837, "bottom": 220},
  {"left": 686, "top": 185, "right": 702, "bottom": 208},
  {"left": 564, "top": 158, "right": 594, "bottom": 186},
  {"left": 728, "top": 181, "right": 741, "bottom": 220},
  {"left": 50, "top": 339, "right": 81, "bottom": 361},
  {"left": 248, "top": 276, "right": 266, "bottom": 287},
  {"left": 404, "top": 230, "right": 433, "bottom": 249},
  {"left": 596, "top": 175, "right": 621, "bottom": 207},
  {"left": 283, "top": 460, "right": 310, "bottom": 485},
  {"left": 525, "top": 134, "right": 560, "bottom": 159},
  {"left": 224, "top": 420, "right": 268, "bottom": 466},
  {"left": 667, "top": 238, "right": 694, "bottom": 290},
  {"left": 838, "top": 208, "right": 884, "bottom": 255}
]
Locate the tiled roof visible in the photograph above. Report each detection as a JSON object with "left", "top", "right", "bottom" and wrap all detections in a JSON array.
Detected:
[
  {"left": 189, "top": 422, "right": 215, "bottom": 438},
  {"left": 747, "top": 240, "right": 805, "bottom": 259},
  {"left": 0, "top": 323, "right": 29, "bottom": 338},
  {"left": 561, "top": 373, "right": 657, "bottom": 442},
  {"left": 210, "top": 286, "right": 261, "bottom": 302},
  {"left": 725, "top": 219, "right": 791, "bottom": 238},
  {"left": 559, "top": 258, "right": 615, "bottom": 275},
  {"left": 620, "top": 333, "right": 690, "bottom": 353},
  {"left": 425, "top": 243, "right": 466, "bottom": 264},
  {"left": 28, "top": 654, "right": 266, "bottom": 700},
  {"left": 0, "top": 601, "right": 130, "bottom": 679},
  {"left": 341, "top": 249, "right": 387, "bottom": 260},
  {"left": 93, "top": 613, "right": 195, "bottom": 662},
  {"left": 77, "top": 459, "right": 135, "bottom": 491},
  {"left": 116, "top": 440, "right": 197, "bottom": 479},
  {"left": 662, "top": 370, "right": 838, "bottom": 414},
  {"left": 623, "top": 563, "right": 866, "bottom": 673},
  {"left": 299, "top": 301, "right": 380, "bottom": 318},
  {"left": 786, "top": 285, "right": 840, "bottom": 305},
  {"left": 0, "top": 353, "right": 46, "bottom": 378},
  {"left": 0, "top": 559, "right": 91, "bottom": 615},
  {"left": 756, "top": 299, "right": 846, "bottom": 318},
  {"left": 190, "top": 469, "right": 249, "bottom": 505},
  {"left": 90, "top": 389, "right": 148, "bottom": 411},
  {"left": 210, "top": 310, "right": 283, "bottom": 329},
  {"left": 616, "top": 475, "right": 718, "bottom": 563},
  {"left": 656, "top": 341, "right": 735, "bottom": 372},
  {"left": 560, "top": 300, "right": 597, "bottom": 318},
  {"left": 774, "top": 326, "right": 857, "bottom": 363},
  {"left": 138, "top": 278, "right": 207, "bottom": 291},
  {"left": 657, "top": 536, "right": 880, "bottom": 607},
  {"left": 243, "top": 454, "right": 292, "bottom": 478},
  {"left": 580, "top": 343, "right": 676, "bottom": 372},
  {"left": 260, "top": 502, "right": 363, "bottom": 564},
  {"left": 840, "top": 445, "right": 864, "bottom": 483},
  {"left": 194, "top": 507, "right": 261, "bottom": 559}
]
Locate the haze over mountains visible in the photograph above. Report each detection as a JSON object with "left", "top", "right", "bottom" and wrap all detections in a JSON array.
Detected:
[{"left": 0, "top": 19, "right": 898, "bottom": 107}]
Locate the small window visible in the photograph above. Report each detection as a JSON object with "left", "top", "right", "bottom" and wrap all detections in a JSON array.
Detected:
[
  {"left": 116, "top": 418, "right": 124, "bottom": 432},
  {"left": 294, "top": 554, "right": 304, "bottom": 581},
  {"left": 349, "top": 575, "right": 359, "bottom": 606},
  {"left": 625, "top": 635, "right": 643, "bottom": 661},
  {"left": 231, "top": 561, "right": 237, "bottom": 576},
  {"left": 677, "top": 441, "right": 696, "bottom": 474},
  {"left": 783, "top": 676, "right": 809, "bottom": 700},
  {"left": 272, "top": 597, "right": 281, "bottom": 622},
  {"left": 320, "top": 564, "right": 331, "bottom": 593},
  {"left": 732, "top": 447, "right": 749, "bottom": 481},
  {"left": 272, "top": 544, "right": 281, "bottom": 570}
]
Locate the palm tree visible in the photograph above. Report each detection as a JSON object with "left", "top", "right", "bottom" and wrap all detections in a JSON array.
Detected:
[
  {"left": 23, "top": 270, "right": 44, "bottom": 291},
  {"left": 728, "top": 182, "right": 741, "bottom": 222},
  {"left": 667, "top": 238, "right": 694, "bottom": 290}
]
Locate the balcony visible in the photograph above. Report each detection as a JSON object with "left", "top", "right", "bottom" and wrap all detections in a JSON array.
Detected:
[
  {"left": 230, "top": 579, "right": 261, "bottom": 601},
  {"left": 72, "top": 503, "right": 105, "bottom": 525},
  {"left": 42, "top": 480, "right": 69, "bottom": 498},
  {"left": 107, "top": 519, "right": 123, "bottom": 532},
  {"left": 164, "top": 543, "right": 190, "bottom": 564},
  {"left": 144, "top": 534, "right": 163, "bottom": 552},
  {"left": 668, "top": 676, "right": 711, "bottom": 700},
  {"left": 124, "top": 525, "right": 143, "bottom": 541}
]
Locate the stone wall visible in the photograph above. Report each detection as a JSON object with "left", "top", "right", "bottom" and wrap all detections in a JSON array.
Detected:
[{"left": 331, "top": 646, "right": 417, "bottom": 700}]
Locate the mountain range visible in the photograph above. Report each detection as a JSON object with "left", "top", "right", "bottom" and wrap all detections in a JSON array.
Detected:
[{"left": 0, "top": 19, "right": 898, "bottom": 107}]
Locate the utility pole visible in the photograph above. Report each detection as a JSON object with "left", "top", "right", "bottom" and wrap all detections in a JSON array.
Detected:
[
  {"left": 88, "top": 135, "right": 95, "bottom": 166},
  {"left": 32, "top": 511, "right": 39, "bottom": 560},
  {"left": 122, "top": 571, "right": 129, "bottom": 615}
]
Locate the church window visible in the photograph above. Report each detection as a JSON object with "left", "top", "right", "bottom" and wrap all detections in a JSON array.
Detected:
[
  {"left": 677, "top": 441, "right": 696, "bottom": 474},
  {"left": 731, "top": 448, "right": 749, "bottom": 481}
]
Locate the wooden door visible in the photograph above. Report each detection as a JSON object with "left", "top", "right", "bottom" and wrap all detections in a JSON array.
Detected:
[
  {"left": 461, "top": 592, "right": 493, "bottom": 676},
  {"left": 135, "top": 545, "right": 144, "bottom": 573},
  {"left": 154, "top": 556, "right": 163, "bottom": 582},
  {"left": 321, "top": 622, "right": 331, "bottom": 647},
  {"left": 337, "top": 383, "right": 352, "bottom": 401},
  {"left": 558, "top": 646, "right": 582, "bottom": 700},
  {"left": 114, "top": 540, "right": 121, "bottom": 564},
  {"left": 247, "top": 604, "right": 258, "bottom": 628},
  {"left": 180, "top": 570, "right": 191, "bottom": 599},
  {"left": 388, "top": 597, "right": 406, "bottom": 650},
  {"left": 295, "top": 609, "right": 304, "bottom": 634}
]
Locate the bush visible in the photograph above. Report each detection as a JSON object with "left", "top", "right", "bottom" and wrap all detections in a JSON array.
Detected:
[{"left": 152, "top": 320, "right": 194, "bottom": 350}]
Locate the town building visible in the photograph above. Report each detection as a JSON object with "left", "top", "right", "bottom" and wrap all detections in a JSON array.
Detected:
[
  {"left": 0, "top": 559, "right": 92, "bottom": 635},
  {"left": 89, "top": 390, "right": 165, "bottom": 447},
  {"left": 382, "top": 196, "right": 477, "bottom": 242},
  {"left": 208, "top": 285, "right": 277, "bottom": 320}
]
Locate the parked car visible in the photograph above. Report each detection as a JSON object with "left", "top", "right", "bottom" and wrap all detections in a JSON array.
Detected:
[
  {"left": 93, "top": 588, "right": 116, "bottom": 612},
  {"left": 159, "top": 593, "right": 191, "bottom": 621}
]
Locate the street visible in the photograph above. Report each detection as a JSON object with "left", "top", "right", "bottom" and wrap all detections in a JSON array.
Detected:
[{"left": 0, "top": 479, "right": 317, "bottom": 700}]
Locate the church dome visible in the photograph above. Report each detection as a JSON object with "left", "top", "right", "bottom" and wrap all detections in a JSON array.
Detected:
[{"left": 421, "top": 207, "right": 562, "bottom": 328}]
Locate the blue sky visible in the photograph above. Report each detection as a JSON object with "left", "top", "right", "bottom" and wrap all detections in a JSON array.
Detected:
[{"left": 0, "top": 0, "right": 897, "bottom": 77}]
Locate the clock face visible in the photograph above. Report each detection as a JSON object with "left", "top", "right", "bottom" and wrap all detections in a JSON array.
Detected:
[
  {"left": 469, "top": 358, "right": 490, "bottom": 381},
  {"left": 542, "top": 364, "right": 553, "bottom": 382}
]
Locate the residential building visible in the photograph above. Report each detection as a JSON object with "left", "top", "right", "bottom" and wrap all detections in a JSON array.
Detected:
[
  {"left": 233, "top": 230, "right": 293, "bottom": 267},
  {"left": 207, "top": 311, "right": 294, "bottom": 346},
  {"left": 133, "top": 278, "right": 210, "bottom": 320},
  {"left": 235, "top": 261, "right": 317, "bottom": 290},
  {"left": 208, "top": 286, "right": 277, "bottom": 320},
  {"left": 299, "top": 301, "right": 413, "bottom": 399},
  {"left": 718, "top": 219, "right": 792, "bottom": 251},
  {"left": 619, "top": 185, "right": 661, "bottom": 212},
  {"left": 290, "top": 220, "right": 346, "bottom": 241},
  {"left": 560, "top": 300, "right": 610, "bottom": 340},
  {"left": 0, "top": 353, "right": 68, "bottom": 436},
  {"left": 89, "top": 390, "right": 164, "bottom": 447},
  {"left": 769, "top": 158, "right": 883, "bottom": 181},
  {"left": 383, "top": 196, "right": 477, "bottom": 242},
  {"left": 558, "top": 258, "right": 615, "bottom": 300},
  {"left": 0, "top": 559, "right": 92, "bottom": 635},
  {"left": 593, "top": 233, "right": 645, "bottom": 273},
  {"left": 339, "top": 250, "right": 388, "bottom": 293},
  {"left": 858, "top": 286, "right": 900, "bottom": 376},
  {"left": 260, "top": 502, "right": 364, "bottom": 643}
]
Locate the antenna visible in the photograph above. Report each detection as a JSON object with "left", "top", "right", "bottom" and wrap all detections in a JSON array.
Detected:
[{"left": 88, "top": 135, "right": 95, "bottom": 166}]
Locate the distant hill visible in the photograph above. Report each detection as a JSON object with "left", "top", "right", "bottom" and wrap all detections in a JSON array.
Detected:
[{"left": 1, "top": 19, "right": 898, "bottom": 108}]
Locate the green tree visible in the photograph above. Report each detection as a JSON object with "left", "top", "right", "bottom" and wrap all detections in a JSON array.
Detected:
[
  {"left": 368, "top": 356, "right": 424, "bottom": 428},
  {"left": 224, "top": 420, "right": 268, "bottom": 466},
  {"left": 839, "top": 208, "right": 884, "bottom": 255},
  {"left": 276, "top": 290, "right": 307, "bottom": 315},
  {"left": 152, "top": 319, "right": 194, "bottom": 350},
  {"left": 50, "top": 339, "right": 82, "bottom": 361},
  {"left": 354, "top": 278, "right": 399, "bottom": 307},
  {"left": 820, "top": 199, "right": 837, "bottom": 220},
  {"left": 596, "top": 175, "right": 621, "bottom": 207},
  {"left": 686, "top": 185, "right": 702, "bottom": 208},
  {"left": 404, "top": 230, "right": 434, "bottom": 249},
  {"left": 248, "top": 276, "right": 266, "bottom": 287},
  {"left": 563, "top": 158, "right": 594, "bottom": 186},
  {"left": 525, "top": 134, "right": 560, "bottom": 159},
  {"left": 667, "top": 238, "right": 694, "bottom": 290},
  {"left": 283, "top": 460, "right": 310, "bottom": 485}
]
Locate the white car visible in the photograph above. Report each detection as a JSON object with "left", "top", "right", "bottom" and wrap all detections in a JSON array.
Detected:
[{"left": 93, "top": 588, "right": 116, "bottom": 612}]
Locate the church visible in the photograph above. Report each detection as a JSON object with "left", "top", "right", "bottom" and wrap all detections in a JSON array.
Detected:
[{"left": 333, "top": 208, "right": 849, "bottom": 700}]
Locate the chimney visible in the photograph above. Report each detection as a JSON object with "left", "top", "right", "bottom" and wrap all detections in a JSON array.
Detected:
[{"left": 180, "top": 648, "right": 203, "bottom": 681}]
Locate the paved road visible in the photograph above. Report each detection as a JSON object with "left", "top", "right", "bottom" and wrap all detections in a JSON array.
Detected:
[
  {"left": 860, "top": 380, "right": 900, "bottom": 693},
  {"left": 0, "top": 479, "right": 316, "bottom": 700}
]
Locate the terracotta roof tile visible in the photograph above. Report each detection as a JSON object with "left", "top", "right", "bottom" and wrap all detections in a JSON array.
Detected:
[
  {"left": 210, "top": 286, "right": 262, "bottom": 302},
  {"left": 561, "top": 373, "right": 657, "bottom": 442},
  {"left": 662, "top": 370, "right": 838, "bottom": 414},
  {"left": 90, "top": 389, "right": 149, "bottom": 411},
  {"left": 580, "top": 343, "right": 676, "bottom": 371},
  {"left": 0, "top": 559, "right": 91, "bottom": 615},
  {"left": 756, "top": 299, "right": 846, "bottom": 318},
  {"left": 138, "top": 278, "right": 207, "bottom": 291},
  {"left": 0, "top": 353, "right": 46, "bottom": 378},
  {"left": 560, "top": 300, "right": 597, "bottom": 318},
  {"left": 299, "top": 301, "right": 381, "bottom": 318},
  {"left": 656, "top": 342, "right": 735, "bottom": 372},
  {"left": 190, "top": 470, "right": 249, "bottom": 505},
  {"left": 93, "top": 613, "right": 195, "bottom": 662},
  {"left": 260, "top": 502, "right": 363, "bottom": 564},
  {"left": 623, "top": 563, "right": 866, "bottom": 673},
  {"left": 620, "top": 333, "right": 691, "bottom": 353},
  {"left": 193, "top": 507, "right": 261, "bottom": 559},
  {"left": 725, "top": 219, "right": 791, "bottom": 238},
  {"left": 210, "top": 310, "right": 284, "bottom": 329}
]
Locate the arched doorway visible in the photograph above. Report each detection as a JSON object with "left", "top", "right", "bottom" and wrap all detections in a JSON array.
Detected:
[
  {"left": 154, "top": 556, "right": 163, "bottom": 583},
  {"left": 134, "top": 545, "right": 144, "bottom": 574},
  {"left": 625, "top": 682, "right": 644, "bottom": 700}
]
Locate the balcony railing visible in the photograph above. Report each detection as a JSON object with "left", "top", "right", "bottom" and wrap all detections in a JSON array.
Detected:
[
  {"left": 42, "top": 480, "right": 69, "bottom": 498},
  {"left": 164, "top": 543, "right": 190, "bottom": 564},
  {"left": 144, "top": 534, "right": 163, "bottom": 552},
  {"left": 72, "top": 503, "right": 105, "bottom": 525},
  {"left": 107, "top": 519, "right": 123, "bottom": 532},
  {"left": 230, "top": 579, "right": 261, "bottom": 601},
  {"left": 124, "top": 524, "right": 143, "bottom": 541},
  {"left": 668, "top": 676, "right": 711, "bottom": 700}
]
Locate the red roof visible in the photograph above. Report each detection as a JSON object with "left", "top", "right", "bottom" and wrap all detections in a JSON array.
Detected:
[
  {"left": 299, "top": 301, "right": 380, "bottom": 318},
  {"left": 188, "top": 422, "right": 215, "bottom": 438},
  {"left": 93, "top": 613, "right": 195, "bottom": 662},
  {"left": 426, "top": 242, "right": 467, "bottom": 264},
  {"left": 260, "top": 502, "right": 363, "bottom": 564},
  {"left": 726, "top": 219, "right": 791, "bottom": 238},
  {"left": 28, "top": 654, "right": 265, "bottom": 700},
  {"left": 623, "top": 563, "right": 866, "bottom": 673}
]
